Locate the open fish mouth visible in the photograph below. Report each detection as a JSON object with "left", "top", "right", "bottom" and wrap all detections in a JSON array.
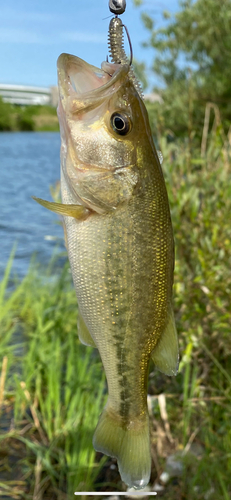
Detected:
[{"left": 57, "top": 53, "right": 129, "bottom": 106}]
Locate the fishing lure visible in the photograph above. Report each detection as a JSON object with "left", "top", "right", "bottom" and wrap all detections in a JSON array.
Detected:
[{"left": 108, "top": 15, "right": 144, "bottom": 99}]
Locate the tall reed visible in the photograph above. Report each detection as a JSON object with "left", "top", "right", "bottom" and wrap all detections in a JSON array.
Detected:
[{"left": 1, "top": 258, "right": 107, "bottom": 498}]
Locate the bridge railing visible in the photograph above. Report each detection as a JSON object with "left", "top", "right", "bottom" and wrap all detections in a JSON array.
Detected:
[{"left": 0, "top": 84, "right": 58, "bottom": 107}]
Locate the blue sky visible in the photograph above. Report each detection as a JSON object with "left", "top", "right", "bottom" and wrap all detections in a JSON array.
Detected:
[{"left": 0, "top": 0, "right": 180, "bottom": 89}]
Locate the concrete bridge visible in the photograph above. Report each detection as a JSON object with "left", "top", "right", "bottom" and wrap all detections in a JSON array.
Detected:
[
  {"left": 0, "top": 83, "right": 161, "bottom": 108},
  {"left": 0, "top": 84, "right": 58, "bottom": 107}
]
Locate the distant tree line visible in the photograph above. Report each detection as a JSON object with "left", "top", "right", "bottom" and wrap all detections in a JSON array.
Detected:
[{"left": 0, "top": 98, "right": 59, "bottom": 132}]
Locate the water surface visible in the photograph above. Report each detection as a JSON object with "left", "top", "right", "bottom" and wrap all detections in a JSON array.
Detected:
[{"left": 0, "top": 132, "right": 65, "bottom": 280}]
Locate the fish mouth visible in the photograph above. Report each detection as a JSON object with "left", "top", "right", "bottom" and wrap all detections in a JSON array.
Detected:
[{"left": 57, "top": 53, "right": 129, "bottom": 109}]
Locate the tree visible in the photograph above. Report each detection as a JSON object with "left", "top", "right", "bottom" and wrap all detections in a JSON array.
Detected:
[
  {"left": 0, "top": 97, "right": 13, "bottom": 131},
  {"left": 134, "top": 0, "right": 231, "bottom": 142}
]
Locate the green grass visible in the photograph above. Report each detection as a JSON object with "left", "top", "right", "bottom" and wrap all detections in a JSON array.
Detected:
[
  {"left": 0, "top": 257, "right": 107, "bottom": 498},
  {"left": 151, "top": 128, "right": 231, "bottom": 499}
]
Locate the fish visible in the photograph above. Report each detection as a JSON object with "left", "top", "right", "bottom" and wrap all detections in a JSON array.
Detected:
[{"left": 33, "top": 52, "right": 178, "bottom": 489}]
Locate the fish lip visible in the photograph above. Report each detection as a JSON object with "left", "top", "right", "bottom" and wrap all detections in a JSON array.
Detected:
[{"left": 57, "top": 52, "right": 129, "bottom": 105}]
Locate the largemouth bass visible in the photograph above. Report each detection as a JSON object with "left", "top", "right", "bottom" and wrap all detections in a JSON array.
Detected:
[{"left": 34, "top": 53, "right": 178, "bottom": 489}]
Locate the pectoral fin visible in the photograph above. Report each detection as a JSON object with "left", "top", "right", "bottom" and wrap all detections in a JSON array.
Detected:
[
  {"left": 32, "top": 197, "right": 89, "bottom": 220},
  {"left": 151, "top": 308, "right": 179, "bottom": 376},
  {"left": 77, "top": 313, "right": 97, "bottom": 348}
]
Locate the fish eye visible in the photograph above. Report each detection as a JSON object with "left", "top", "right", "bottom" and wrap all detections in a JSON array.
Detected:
[{"left": 110, "top": 112, "right": 131, "bottom": 136}]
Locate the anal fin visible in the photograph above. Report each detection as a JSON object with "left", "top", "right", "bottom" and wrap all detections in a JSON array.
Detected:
[
  {"left": 77, "top": 313, "right": 97, "bottom": 348},
  {"left": 151, "top": 308, "right": 179, "bottom": 376}
]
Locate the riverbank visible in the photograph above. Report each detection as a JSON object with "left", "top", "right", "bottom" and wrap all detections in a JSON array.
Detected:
[{"left": 0, "top": 98, "right": 59, "bottom": 132}]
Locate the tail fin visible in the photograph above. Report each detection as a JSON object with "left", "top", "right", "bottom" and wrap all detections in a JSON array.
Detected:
[{"left": 93, "top": 406, "right": 151, "bottom": 489}]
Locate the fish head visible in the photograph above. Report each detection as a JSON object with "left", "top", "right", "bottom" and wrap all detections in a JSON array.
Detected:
[{"left": 57, "top": 53, "right": 153, "bottom": 213}]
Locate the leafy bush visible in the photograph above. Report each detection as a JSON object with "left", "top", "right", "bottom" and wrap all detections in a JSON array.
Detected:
[
  {"left": 157, "top": 130, "right": 231, "bottom": 499},
  {"left": 134, "top": 0, "right": 231, "bottom": 142},
  {"left": 0, "top": 100, "right": 59, "bottom": 132},
  {"left": 16, "top": 109, "right": 35, "bottom": 131},
  {"left": 0, "top": 97, "right": 13, "bottom": 131}
]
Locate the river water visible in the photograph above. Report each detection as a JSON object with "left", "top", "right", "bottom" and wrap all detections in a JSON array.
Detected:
[{"left": 0, "top": 132, "right": 65, "bottom": 280}]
